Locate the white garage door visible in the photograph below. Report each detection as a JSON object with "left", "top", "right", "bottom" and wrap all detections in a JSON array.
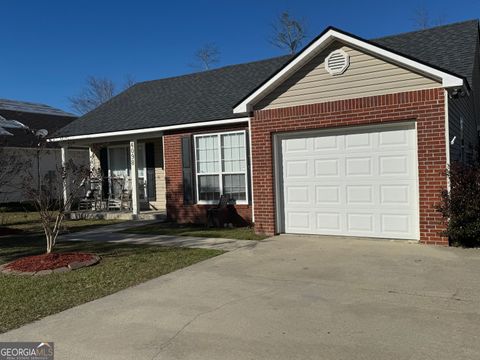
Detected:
[{"left": 281, "top": 124, "right": 419, "bottom": 240}]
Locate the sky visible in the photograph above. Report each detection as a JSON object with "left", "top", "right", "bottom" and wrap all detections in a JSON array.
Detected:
[{"left": 1, "top": 0, "right": 479, "bottom": 113}]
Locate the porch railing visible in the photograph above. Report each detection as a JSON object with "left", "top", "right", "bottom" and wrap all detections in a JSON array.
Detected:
[{"left": 76, "top": 175, "right": 146, "bottom": 212}]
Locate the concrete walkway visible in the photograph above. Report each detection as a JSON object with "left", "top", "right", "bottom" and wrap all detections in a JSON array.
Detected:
[
  {"left": 59, "top": 221, "right": 259, "bottom": 251},
  {"left": 2, "top": 235, "right": 480, "bottom": 359}
]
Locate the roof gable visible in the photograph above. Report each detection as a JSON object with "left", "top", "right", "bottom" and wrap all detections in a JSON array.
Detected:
[
  {"left": 234, "top": 27, "right": 466, "bottom": 113},
  {"left": 256, "top": 41, "right": 441, "bottom": 110}
]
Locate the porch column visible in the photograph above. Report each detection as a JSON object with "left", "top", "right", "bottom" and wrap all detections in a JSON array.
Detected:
[
  {"left": 130, "top": 139, "right": 140, "bottom": 216},
  {"left": 88, "top": 146, "right": 97, "bottom": 175},
  {"left": 61, "top": 145, "right": 71, "bottom": 212}
]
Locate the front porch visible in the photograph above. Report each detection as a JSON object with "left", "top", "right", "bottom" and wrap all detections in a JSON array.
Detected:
[{"left": 60, "top": 134, "right": 166, "bottom": 219}]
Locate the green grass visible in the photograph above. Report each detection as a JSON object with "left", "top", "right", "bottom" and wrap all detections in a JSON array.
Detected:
[
  {"left": 0, "top": 236, "right": 223, "bottom": 333},
  {"left": 0, "top": 211, "right": 122, "bottom": 235},
  {"left": 121, "top": 222, "right": 268, "bottom": 240}
]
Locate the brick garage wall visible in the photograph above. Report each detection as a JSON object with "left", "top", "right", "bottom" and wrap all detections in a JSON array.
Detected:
[
  {"left": 251, "top": 88, "right": 448, "bottom": 245},
  {"left": 163, "top": 125, "right": 252, "bottom": 225}
]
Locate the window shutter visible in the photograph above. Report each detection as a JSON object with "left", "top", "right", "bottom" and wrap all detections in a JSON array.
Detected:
[
  {"left": 181, "top": 136, "right": 194, "bottom": 204},
  {"left": 99, "top": 147, "right": 109, "bottom": 199},
  {"left": 145, "top": 142, "right": 156, "bottom": 201}
]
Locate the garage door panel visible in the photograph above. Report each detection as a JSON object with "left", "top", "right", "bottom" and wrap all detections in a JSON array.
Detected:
[
  {"left": 286, "top": 211, "right": 311, "bottom": 231},
  {"left": 345, "top": 132, "right": 374, "bottom": 150},
  {"left": 379, "top": 155, "right": 411, "bottom": 176},
  {"left": 286, "top": 186, "right": 310, "bottom": 204},
  {"left": 284, "top": 138, "right": 309, "bottom": 152},
  {"left": 282, "top": 124, "right": 419, "bottom": 240},
  {"left": 315, "top": 185, "right": 341, "bottom": 204},
  {"left": 315, "top": 158, "right": 340, "bottom": 177},
  {"left": 345, "top": 157, "right": 373, "bottom": 176},
  {"left": 347, "top": 213, "right": 375, "bottom": 233},
  {"left": 285, "top": 160, "right": 309, "bottom": 178},
  {"left": 314, "top": 136, "right": 341, "bottom": 151},
  {"left": 315, "top": 212, "right": 342, "bottom": 232},
  {"left": 346, "top": 185, "right": 374, "bottom": 205}
]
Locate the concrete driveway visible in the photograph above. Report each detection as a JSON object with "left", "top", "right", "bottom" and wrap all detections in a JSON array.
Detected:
[{"left": 1, "top": 235, "right": 479, "bottom": 359}]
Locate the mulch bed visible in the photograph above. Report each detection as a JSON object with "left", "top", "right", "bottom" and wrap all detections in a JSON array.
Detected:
[{"left": 1, "top": 253, "right": 100, "bottom": 276}]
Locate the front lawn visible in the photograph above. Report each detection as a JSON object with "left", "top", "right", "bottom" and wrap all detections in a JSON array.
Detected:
[
  {"left": 121, "top": 222, "right": 268, "bottom": 240},
  {"left": 0, "top": 236, "right": 222, "bottom": 333},
  {"left": 0, "top": 211, "right": 122, "bottom": 235}
]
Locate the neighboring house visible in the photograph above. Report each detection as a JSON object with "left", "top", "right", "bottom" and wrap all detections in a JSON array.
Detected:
[
  {"left": 0, "top": 99, "right": 88, "bottom": 203},
  {"left": 50, "top": 20, "right": 480, "bottom": 245}
]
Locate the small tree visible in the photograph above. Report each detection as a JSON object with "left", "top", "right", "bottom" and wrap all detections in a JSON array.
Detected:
[
  {"left": 23, "top": 154, "right": 90, "bottom": 253},
  {"left": 437, "top": 162, "right": 480, "bottom": 247},
  {"left": 269, "top": 11, "right": 307, "bottom": 54},
  {"left": 191, "top": 43, "right": 220, "bottom": 70}
]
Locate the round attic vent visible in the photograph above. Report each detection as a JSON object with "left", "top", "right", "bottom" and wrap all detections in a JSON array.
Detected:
[{"left": 325, "top": 49, "right": 350, "bottom": 75}]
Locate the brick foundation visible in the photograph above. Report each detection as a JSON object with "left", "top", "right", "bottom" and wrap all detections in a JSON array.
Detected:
[{"left": 251, "top": 89, "right": 449, "bottom": 245}]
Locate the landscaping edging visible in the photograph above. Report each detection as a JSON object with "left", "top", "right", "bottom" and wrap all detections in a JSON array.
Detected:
[{"left": 0, "top": 255, "right": 100, "bottom": 276}]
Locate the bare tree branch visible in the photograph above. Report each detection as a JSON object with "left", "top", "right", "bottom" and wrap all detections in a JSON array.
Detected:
[
  {"left": 69, "top": 76, "right": 115, "bottom": 115},
  {"left": 190, "top": 43, "right": 220, "bottom": 71},
  {"left": 123, "top": 74, "right": 137, "bottom": 89},
  {"left": 269, "top": 12, "right": 307, "bottom": 54},
  {"left": 69, "top": 74, "right": 137, "bottom": 115},
  {"left": 412, "top": 5, "right": 445, "bottom": 29}
]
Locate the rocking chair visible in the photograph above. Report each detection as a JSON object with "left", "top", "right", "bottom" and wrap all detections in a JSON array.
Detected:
[{"left": 206, "top": 195, "right": 230, "bottom": 227}]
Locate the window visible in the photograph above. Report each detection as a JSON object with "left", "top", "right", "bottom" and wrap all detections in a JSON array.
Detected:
[{"left": 195, "top": 131, "right": 248, "bottom": 204}]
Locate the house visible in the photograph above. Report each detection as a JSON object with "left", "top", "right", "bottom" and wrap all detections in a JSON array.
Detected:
[
  {"left": 50, "top": 20, "right": 480, "bottom": 245},
  {"left": 0, "top": 98, "right": 88, "bottom": 203}
]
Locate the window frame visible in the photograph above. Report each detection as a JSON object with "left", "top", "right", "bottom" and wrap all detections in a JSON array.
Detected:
[{"left": 193, "top": 130, "right": 249, "bottom": 205}]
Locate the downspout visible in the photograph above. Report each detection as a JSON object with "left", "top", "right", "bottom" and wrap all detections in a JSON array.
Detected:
[{"left": 444, "top": 89, "right": 451, "bottom": 192}]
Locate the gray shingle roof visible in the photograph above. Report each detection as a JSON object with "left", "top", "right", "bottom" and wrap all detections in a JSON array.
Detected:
[
  {"left": 0, "top": 107, "right": 77, "bottom": 148},
  {"left": 54, "top": 20, "right": 479, "bottom": 138},
  {"left": 372, "top": 19, "right": 479, "bottom": 86},
  {"left": 53, "top": 56, "right": 292, "bottom": 138},
  {"left": 0, "top": 98, "right": 76, "bottom": 117}
]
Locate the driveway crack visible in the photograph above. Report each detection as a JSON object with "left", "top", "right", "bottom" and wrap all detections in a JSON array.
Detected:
[{"left": 150, "top": 288, "right": 276, "bottom": 359}]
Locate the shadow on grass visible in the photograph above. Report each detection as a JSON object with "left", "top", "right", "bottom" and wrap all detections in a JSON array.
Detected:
[
  {"left": 0, "top": 236, "right": 190, "bottom": 265},
  {"left": 121, "top": 222, "right": 268, "bottom": 241}
]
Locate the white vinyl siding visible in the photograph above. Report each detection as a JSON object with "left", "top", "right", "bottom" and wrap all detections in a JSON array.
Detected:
[{"left": 194, "top": 131, "right": 248, "bottom": 204}]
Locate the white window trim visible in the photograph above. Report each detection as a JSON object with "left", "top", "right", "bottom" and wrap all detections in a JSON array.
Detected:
[{"left": 193, "top": 130, "right": 249, "bottom": 205}]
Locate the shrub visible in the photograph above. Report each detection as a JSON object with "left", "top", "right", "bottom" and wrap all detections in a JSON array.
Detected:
[{"left": 437, "top": 162, "right": 480, "bottom": 247}]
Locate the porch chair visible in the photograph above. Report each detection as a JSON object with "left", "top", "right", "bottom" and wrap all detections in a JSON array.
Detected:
[
  {"left": 78, "top": 178, "right": 102, "bottom": 211},
  {"left": 206, "top": 195, "right": 230, "bottom": 228},
  {"left": 107, "top": 177, "right": 125, "bottom": 211}
]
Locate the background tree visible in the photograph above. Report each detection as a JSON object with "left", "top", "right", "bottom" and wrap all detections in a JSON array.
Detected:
[
  {"left": 190, "top": 43, "right": 220, "bottom": 70},
  {"left": 69, "top": 75, "right": 136, "bottom": 115},
  {"left": 269, "top": 11, "right": 307, "bottom": 54},
  {"left": 412, "top": 5, "right": 445, "bottom": 29},
  {"left": 0, "top": 147, "right": 29, "bottom": 203}
]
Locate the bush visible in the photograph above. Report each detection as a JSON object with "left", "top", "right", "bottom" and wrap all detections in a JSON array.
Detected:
[{"left": 437, "top": 162, "right": 480, "bottom": 247}]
